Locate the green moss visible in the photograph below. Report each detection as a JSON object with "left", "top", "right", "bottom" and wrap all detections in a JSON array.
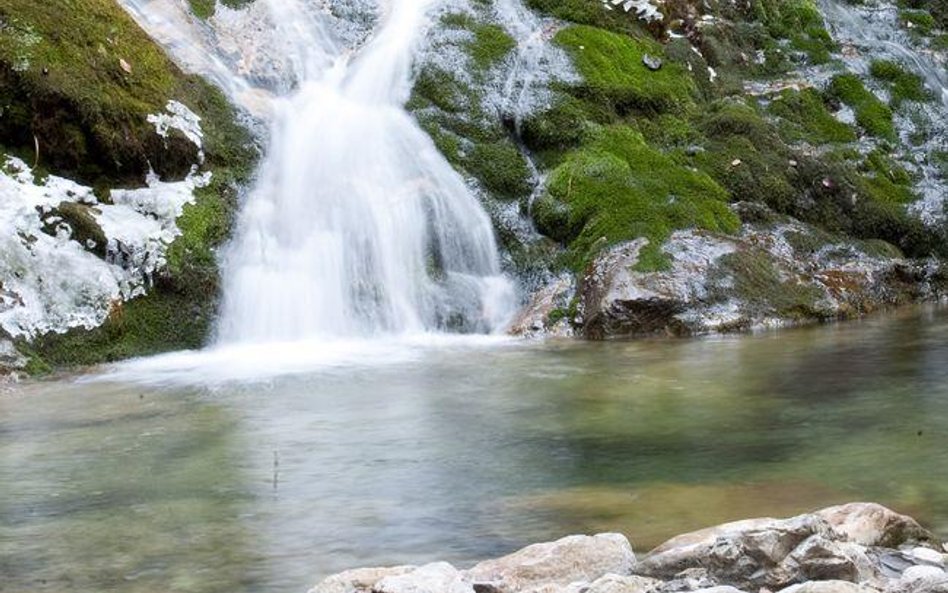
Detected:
[
  {"left": 689, "top": 100, "right": 799, "bottom": 211},
  {"left": 538, "top": 125, "right": 739, "bottom": 269},
  {"left": 408, "top": 67, "right": 470, "bottom": 114},
  {"left": 27, "top": 289, "right": 215, "bottom": 368},
  {"left": 554, "top": 25, "right": 696, "bottom": 115},
  {"left": 188, "top": 0, "right": 216, "bottom": 19},
  {"left": 468, "top": 24, "right": 516, "bottom": 70},
  {"left": 753, "top": 0, "right": 836, "bottom": 63},
  {"left": 525, "top": 0, "right": 643, "bottom": 35},
  {"left": 827, "top": 74, "right": 896, "bottom": 140},
  {"left": 856, "top": 149, "right": 917, "bottom": 204},
  {"left": 188, "top": 0, "right": 254, "bottom": 20},
  {"left": 519, "top": 95, "right": 600, "bottom": 156},
  {"left": 869, "top": 60, "right": 931, "bottom": 106},
  {"left": 934, "top": 151, "right": 948, "bottom": 178},
  {"left": 900, "top": 9, "right": 937, "bottom": 34},
  {"left": 465, "top": 140, "right": 532, "bottom": 199},
  {"left": 0, "top": 0, "right": 249, "bottom": 186},
  {"left": 768, "top": 88, "right": 857, "bottom": 144}
]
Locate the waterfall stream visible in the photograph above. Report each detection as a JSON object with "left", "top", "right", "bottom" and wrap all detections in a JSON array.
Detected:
[
  {"left": 217, "top": 0, "right": 516, "bottom": 342},
  {"left": 819, "top": 0, "right": 948, "bottom": 223},
  {"left": 122, "top": 0, "right": 518, "bottom": 345}
]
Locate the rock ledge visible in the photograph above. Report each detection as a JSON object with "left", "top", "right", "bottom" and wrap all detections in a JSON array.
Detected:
[{"left": 309, "top": 504, "right": 946, "bottom": 593}]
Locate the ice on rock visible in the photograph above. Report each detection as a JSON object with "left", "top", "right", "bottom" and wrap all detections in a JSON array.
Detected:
[
  {"left": 148, "top": 100, "right": 206, "bottom": 161},
  {"left": 0, "top": 156, "right": 208, "bottom": 339},
  {"left": 601, "top": 0, "right": 664, "bottom": 23}
]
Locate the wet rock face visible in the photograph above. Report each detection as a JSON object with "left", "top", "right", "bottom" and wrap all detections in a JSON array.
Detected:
[
  {"left": 307, "top": 504, "right": 947, "bottom": 593},
  {"left": 571, "top": 207, "right": 947, "bottom": 339}
]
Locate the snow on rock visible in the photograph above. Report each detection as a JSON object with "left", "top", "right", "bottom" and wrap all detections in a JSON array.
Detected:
[{"left": 0, "top": 155, "right": 209, "bottom": 340}]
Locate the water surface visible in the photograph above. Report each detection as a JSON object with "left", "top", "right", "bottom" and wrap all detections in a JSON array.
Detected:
[{"left": 3, "top": 307, "right": 948, "bottom": 592}]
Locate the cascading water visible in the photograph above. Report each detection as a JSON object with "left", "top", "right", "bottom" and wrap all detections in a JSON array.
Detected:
[
  {"left": 211, "top": 0, "right": 516, "bottom": 343},
  {"left": 818, "top": 0, "right": 948, "bottom": 224}
]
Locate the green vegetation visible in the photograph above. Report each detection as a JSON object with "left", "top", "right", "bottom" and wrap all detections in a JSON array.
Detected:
[
  {"left": 869, "top": 59, "right": 931, "bottom": 106},
  {"left": 900, "top": 8, "right": 937, "bottom": 33},
  {"left": 554, "top": 26, "right": 696, "bottom": 114},
  {"left": 525, "top": 0, "right": 644, "bottom": 35},
  {"left": 768, "top": 88, "right": 857, "bottom": 144},
  {"left": 534, "top": 126, "right": 739, "bottom": 269},
  {"left": 827, "top": 74, "right": 896, "bottom": 140},
  {"left": 188, "top": 0, "right": 254, "bottom": 20},
  {"left": 467, "top": 141, "right": 532, "bottom": 198},
  {"left": 468, "top": 24, "right": 516, "bottom": 70},
  {"left": 0, "top": 0, "right": 251, "bottom": 186},
  {"left": 752, "top": 0, "right": 836, "bottom": 63}
]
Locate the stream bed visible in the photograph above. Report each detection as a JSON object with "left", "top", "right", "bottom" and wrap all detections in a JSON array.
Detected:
[{"left": 3, "top": 307, "right": 948, "bottom": 592}]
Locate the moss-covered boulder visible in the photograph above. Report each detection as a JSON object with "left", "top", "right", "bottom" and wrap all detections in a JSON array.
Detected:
[{"left": 1, "top": 0, "right": 256, "bottom": 371}]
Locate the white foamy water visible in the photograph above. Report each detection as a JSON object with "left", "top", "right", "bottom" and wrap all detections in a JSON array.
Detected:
[{"left": 214, "top": 0, "right": 517, "bottom": 344}]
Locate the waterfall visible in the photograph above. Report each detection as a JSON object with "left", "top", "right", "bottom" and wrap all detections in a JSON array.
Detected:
[{"left": 212, "top": 0, "right": 516, "bottom": 343}]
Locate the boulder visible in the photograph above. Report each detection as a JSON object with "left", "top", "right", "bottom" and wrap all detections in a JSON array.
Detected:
[
  {"left": 570, "top": 215, "right": 946, "bottom": 339},
  {"left": 307, "top": 566, "right": 416, "bottom": 593},
  {"left": 568, "top": 574, "right": 661, "bottom": 593},
  {"left": 777, "top": 580, "right": 871, "bottom": 593},
  {"left": 888, "top": 565, "right": 948, "bottom": 593},
  {"left": 464, "top": 534, "right": 636, "bottom": 593},
  {"left": 815, "top": 503, "right": 934, "bottom": 548},
  {"left": 636, "top": 509, "right": 889, "bottom": 590},
  {"left": 376, "top": 563, "right": 474, "bottom": 593}
]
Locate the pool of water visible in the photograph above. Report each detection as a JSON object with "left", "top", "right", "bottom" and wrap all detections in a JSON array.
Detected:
[{"left": 3, "top": 306, "right": 948, "bottom": 592}]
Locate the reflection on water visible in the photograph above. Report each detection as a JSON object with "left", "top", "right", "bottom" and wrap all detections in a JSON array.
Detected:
[{"left": 2, "top": 306, "right": 948, "bottom": 592}]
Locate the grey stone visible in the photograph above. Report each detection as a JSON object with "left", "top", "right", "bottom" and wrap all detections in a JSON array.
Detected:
[{"left": 464, "top": 534, "right": 636, "bottom": 593}]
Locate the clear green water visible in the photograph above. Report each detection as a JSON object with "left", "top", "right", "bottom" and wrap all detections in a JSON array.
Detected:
[{"left": 3, "top": 306, "right": 948, "bottom": 592}]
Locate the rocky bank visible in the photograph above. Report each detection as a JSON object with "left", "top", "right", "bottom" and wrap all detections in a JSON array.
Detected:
[{"left": 308, "top": 503, "right": 948, "bottom": 593}]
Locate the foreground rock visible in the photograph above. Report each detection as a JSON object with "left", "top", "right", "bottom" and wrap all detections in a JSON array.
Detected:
[{"left": 309, "top": 504, "right": 946, "bottom": 593}]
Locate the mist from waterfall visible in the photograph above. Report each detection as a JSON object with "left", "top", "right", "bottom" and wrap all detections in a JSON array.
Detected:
[{"left": 212, "top": 0, "right": 516, "bottom": 343}]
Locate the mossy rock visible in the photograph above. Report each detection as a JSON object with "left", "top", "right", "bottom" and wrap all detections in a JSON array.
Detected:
[
  {"left": 827, "top": 74, "right": 896, "bottom": 140},
  {"left": 869, "top": 59, "right": 931, "bottom": 107},
  {"left": 7, "top": 0, "right": 257, "bottom": 372},
  {"left": 467, "top": 23, "right": 516, "bottom": 71},
  {"left": 0, "top": 0, "right": 214, "bottom": 185},
  {"left": 714, "top": 247, "right": 826, "bottom": 319},
  {"left": 525, "top": 0, "right": 645, "bottom": 35},
  {"left": 554, "top": 25, "right": 696, "bottom": 115},
  {"left": 464, "top": 139, "right": 533, "bottom": 199},
  {"left": 43, "top": 202, "right": 108, "bottom": 258},
  {"left": 537, "top": 125, "right": 739, "bottom": 269},
  {"left": 768, "top": 88, "right": 857, "bottom": 144}
]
